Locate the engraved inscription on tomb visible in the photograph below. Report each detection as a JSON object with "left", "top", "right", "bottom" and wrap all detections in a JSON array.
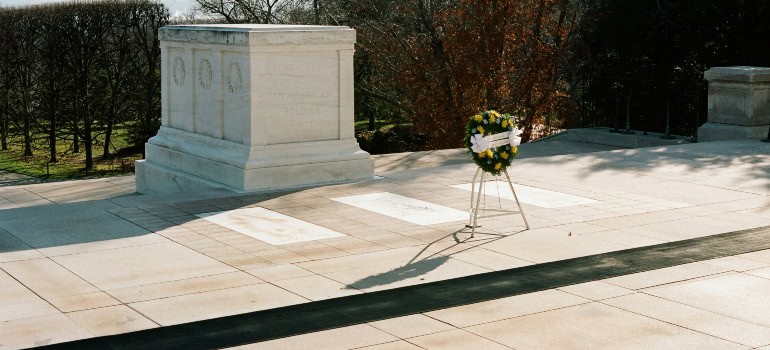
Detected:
[
  {"left": 267, "top": 61, "right": 336, "bottom": 104},
  {"left": 264, "top": 53, "right": 340, "bottom": 144}
]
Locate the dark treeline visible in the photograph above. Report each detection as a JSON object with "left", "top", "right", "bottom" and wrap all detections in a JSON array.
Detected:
[
  {"left": 0, "top": 0, "right": 167, "bottom": 170},
  {"left": 2, "top": 0, "right": 769, "bottom": 166},
  {"left": 575, "top": 0, "right": 770, "bottom": 136}
]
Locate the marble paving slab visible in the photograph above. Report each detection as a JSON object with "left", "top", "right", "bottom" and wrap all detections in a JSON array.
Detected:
[
  {"left": 331, "top": 192, "right": 469, "bottom": 225},
  {"left": 197, "top": 207, "right": 345, "bottom": 246},
  {"left": 451, "top": 180, "right": 596, "bottom": 208}
]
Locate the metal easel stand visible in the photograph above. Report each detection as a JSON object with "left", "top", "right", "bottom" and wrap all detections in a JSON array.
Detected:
[{"left": 465, "top": 167, "right": 530, "bottom": 237}]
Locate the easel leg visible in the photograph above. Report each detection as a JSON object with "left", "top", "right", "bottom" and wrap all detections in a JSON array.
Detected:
[
  {"left": 471, "top": 171, "right": 487, "bottom": 238},
  {"left": 503, "top": 169, "right": 530, "bottom": 230},
  {"left": 466, "top": 167, "right": 481, "bottom": 228}
]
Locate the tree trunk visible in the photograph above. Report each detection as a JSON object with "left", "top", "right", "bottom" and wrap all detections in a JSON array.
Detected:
[
  {"left": 314, "top": 0, "right": 320, "bottom": 24},
  {"left": 23, "top": 114, "right": 32, "bottom": 157},
  {"left": 47, "top": 75, "right": 59, "bottom": 163},
  {"left": 1, "top": 116, "right": 7, "bottom": 151},
  {"left": 103, "top": 115, "right": 113, "bottom": 158},
  {"left": 140, "top": 87, "right": 151, "bottom": 157},
  {"left": 84, "top": 117, "right": 93, "bottom": 170},
  {"left": 49, "top": 110, "right": 57, "bottom": 163},
  {"left": 368, "top": 114, "right": 375, "bottom": 131},
  {"left": 83, "top": 76, "right": 93, "bottom": 170},
  {"left": 20, "top": 64, "right": 33, "bottom": 157},
  {"left": 72, "top": 117, "right": 80, "bottom": 153},
  {"left": 140, "top": 65, "right": 157, "bottom": 158},
  {"left": 0, "top": 69, "right": 6, "bottom": 151},
  {"left": 0, "top": 101, "right": 7, "bottom": 151}
]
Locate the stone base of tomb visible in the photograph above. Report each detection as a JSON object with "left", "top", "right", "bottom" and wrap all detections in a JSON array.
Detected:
[
  {"left": 135, "top": 127, "right": 374, "bottom": 194},
  {"left": 697, "top": 122, "right": 769, "bottom": 142}
]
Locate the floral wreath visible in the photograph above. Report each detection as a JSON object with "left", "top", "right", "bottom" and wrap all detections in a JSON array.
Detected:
[{"left": 464, "top": 110, "right": 522, "bottom": 175}]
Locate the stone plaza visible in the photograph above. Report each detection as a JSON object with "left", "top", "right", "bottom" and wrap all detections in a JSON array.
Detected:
[{"left": 1, "top": 135, "right": 770, "bottom": 349}]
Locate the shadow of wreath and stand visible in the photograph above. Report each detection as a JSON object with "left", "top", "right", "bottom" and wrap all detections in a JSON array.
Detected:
[{"left": 345, "top": 220, "right": 527, "bottom": 290}]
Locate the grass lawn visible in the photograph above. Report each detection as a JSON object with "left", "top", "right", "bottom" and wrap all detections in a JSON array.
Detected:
[
  {"left": 0, "top": 128, "right": 143, "bottom": 179},
  {"left": 0, "top": 120, "right": 415, "bottom": 179}
]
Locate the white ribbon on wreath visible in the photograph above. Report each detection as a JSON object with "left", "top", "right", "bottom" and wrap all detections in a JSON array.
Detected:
[
  {"left": 509, "top": 128, "right": 522, "bottom": 147},
  {"left": 470, "top": 134, "right": 490, "bottom": 153}
]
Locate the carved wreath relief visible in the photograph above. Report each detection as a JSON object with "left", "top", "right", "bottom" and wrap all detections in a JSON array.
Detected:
[
  {"left": 172, "top": 56, "right": 185, "bottom": 86},
  {"left": 198, "top": 58, "right": 213, "bottom": 90},
  {"left": 177, "top": 54, "right": 242, "bottom": 95},
  {"left": 226, "top": 62, "right": 243, "bottom": 95}
]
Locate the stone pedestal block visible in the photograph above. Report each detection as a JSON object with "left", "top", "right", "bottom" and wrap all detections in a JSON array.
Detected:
[
  {"left": 136, "top": 24, "right": 373, "bottom": 194},
  {"left": 699, "top": 66, "right": 770, "bottom": 142}
]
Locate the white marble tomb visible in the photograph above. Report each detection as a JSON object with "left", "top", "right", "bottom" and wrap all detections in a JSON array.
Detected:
[{"left": 136, "top": 24, "right": 374, "bottom": 194}]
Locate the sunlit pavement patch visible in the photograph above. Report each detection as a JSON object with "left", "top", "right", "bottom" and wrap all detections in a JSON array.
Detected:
[
  {"left": 197, "top": 207, "right": 345, "bottom": 245},
  {"left": 451, "top": 181, "right": 597, "bottom": 208},
  {"left": 331, "top": 192, "right": 468, "bottom": 225}
]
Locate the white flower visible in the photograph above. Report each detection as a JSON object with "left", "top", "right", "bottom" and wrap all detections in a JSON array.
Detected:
[
  {"left": 470, "top": 134, "right": 490, "bottom": 153},
  {"left": 509, "top": 128, "right": 522, "bottom": 147}
]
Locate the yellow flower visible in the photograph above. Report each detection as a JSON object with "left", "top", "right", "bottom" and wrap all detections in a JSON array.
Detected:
[
  {"left": 476, "top": 126, "right": 485, "bottom": 134},
  {"left": 473, "top": 114, "right": 483, "bottom": 122},
  {"left": 501, "top": 120, "right": 509, "bottom": 128},
  {"left": 478, "top": 151, "right": 486, "bottom": 158},
  {"left": 511, "top": 146, "right": 518, "bottom": 154},
  {"left": 495, "top": 163, "right": 502, "bottom": 170},
  {"left": 488, "top": 113, "right": 496, "bottom": 123},
  {"left": 500, "top": 151, "right": 509, "bottom": 159},
  {"left": 486, "top": 149, "right": 494, "bottom": 158},
  {"left": 490, "top": 110, "right": 501, "bottom": 118}
]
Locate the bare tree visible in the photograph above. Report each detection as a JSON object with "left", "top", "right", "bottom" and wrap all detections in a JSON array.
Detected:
[
  {"left": 98, "top": 2, "right": 140, "bottom": 158},
  {"left": 0, "top": 9, "right": 13, "bottom": 151},
  {"left": 194, "top": 0, "right": 311, "bottom": 23},
  {"left": 0, "top": 1, "right": 174, "bottom": 172},
  {"left": 129, "top": 1, "right": 168, "bottom": 155},
  {"left": 60, "top": 3, "right": 110, "bottom": 170},
  {"left": 9, "top": 9, "right": 40, "bottom": 157},
  {"left": 38, "top": 5, "right": 67, "bottom": 163}
]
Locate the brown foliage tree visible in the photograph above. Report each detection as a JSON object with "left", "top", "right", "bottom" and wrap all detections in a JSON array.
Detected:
[{"left": 357, "top": 0, "right": 579, "bottom": 148}]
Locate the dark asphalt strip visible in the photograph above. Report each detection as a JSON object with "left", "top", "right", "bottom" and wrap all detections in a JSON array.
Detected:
[{"left": 37, "top": 225, "right": 770, "bottom": 350}]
